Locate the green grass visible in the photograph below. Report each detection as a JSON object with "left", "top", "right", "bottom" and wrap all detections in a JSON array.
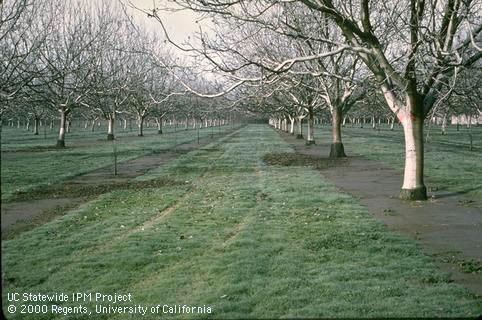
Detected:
[
  {"left": 2, "top": 125, "right": 480, "bottom": 319},
  {"left": 1, "top": 123, "right": 234, "bottom": 202},
  {"left": 314, "top": 124, "right": 482, "bottom": 199}
]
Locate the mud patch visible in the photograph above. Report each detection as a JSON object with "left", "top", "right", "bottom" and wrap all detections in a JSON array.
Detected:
[
  {"left": 11, "top": 177, "right": 188, "bottom": 202},
  {"left": 2, "top": 145, "right": 69, "bottom": 153},
  {"left": 263, "top": 152, "right": 350, "bottom": 169},
  {"left": 2, "top": 201, "right": 82, "bottom": 240}
]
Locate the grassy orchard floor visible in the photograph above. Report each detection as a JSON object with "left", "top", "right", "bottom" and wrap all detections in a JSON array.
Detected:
[
  {"left": 2, "top": 125, "right": 480, "bottom": 319},
  {"left": 315, "top": 124, "right": 482, "bottom": 199},
  {"left": 1, "top": 124, "right": 230, "bottom": 202}
]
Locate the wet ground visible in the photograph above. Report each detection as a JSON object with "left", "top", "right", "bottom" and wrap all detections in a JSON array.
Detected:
[{"left": 277, "top": 130, "right": 482, "bottom": 296}]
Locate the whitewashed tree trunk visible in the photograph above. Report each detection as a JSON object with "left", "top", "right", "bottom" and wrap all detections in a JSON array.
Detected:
[
  {"left": 399, "top": 112, "right": 426, "bottom": 200},
  {"left": 57, "top": 110, "right": 67, "bottom": 148},
  {"left": 441, "top": 113, "right": 447, "bottom": 135},
  {"left": 289, "top": 116, "right": 295, "bottom": 134},
  {"left": 157, "top": 116, "right": 163, "bottom": 134},
  {"left": 138, "top": 115, "right": 145, "bottom": 136},
  {"left": 33, "top": 117, "right": 40, "bottom": 135},
  {"left": 107, "top": 115, "right": 115, "bottom": 140},
  {"left": 307, "top": 111, "right": 315, "bottom": 145},
  {"left": 329, "top": 108, "right": 346, "bottom": 158},
  {"left": 296, "top": 117, "right": 303, "bottom": 139}
]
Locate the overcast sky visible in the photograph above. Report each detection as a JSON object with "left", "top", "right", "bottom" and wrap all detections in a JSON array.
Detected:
[
  {"left": 124, "top": 0, "right": 209, "bottom": 45},
  {"left": 123, "top": 0, "right": 219, "bottom": 80}
]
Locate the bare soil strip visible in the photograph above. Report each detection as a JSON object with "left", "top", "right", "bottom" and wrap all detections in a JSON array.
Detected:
[
  {"left": 276, "top": 130, "right": 482, "bottom": 296},
  {"left": 1, "top": 131, "right": 236, "bottom": 235}
]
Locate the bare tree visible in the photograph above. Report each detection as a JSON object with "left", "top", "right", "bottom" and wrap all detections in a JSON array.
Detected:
[{"left": 141, "top": 0, "right": 481, "bottom": 200}]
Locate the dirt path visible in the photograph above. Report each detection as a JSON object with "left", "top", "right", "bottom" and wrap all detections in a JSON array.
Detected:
[
  {"left": 277, "top": 130, "right": 482, "bottom": 297},
  {"left": 1, "top": 130, "right": 236, "bottom": 234}
]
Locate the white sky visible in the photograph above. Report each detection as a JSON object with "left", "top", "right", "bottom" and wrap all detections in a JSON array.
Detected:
[{"left": 124, "top": 0, "right": 209, "bottom": 45}]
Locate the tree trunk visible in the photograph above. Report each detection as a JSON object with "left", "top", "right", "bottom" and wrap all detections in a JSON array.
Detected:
[
  {"left": 57, "top": 110, "right": 67, "bottom": 148},
  {"left": 329, "top": 108, "right": 346, "bottom": 158},
  {"left": 296, "top": 117, "right": 303, "bottom": 139},
  {"left": 306, "top": 110, "right": 315, "bottom": 145},
  {"left": 91, "top": 120, "right": 95, "bottom": 132},
  {"left": 26, "top": 118, "right": 30, "bottom": 131},
  {"left": 289, "top": 117, "right": 295, "bottom": 134},
  {"left": 390, "top": 117, "right": 395, "bottom": 130},
  {"left": 157, "top": 116, "right": 163, "bottom": 134},
  {"left": 441, "top": 113, "right": 447, "bottom": 135},
  {"left": 33, "top": 117, "right": 40, "bottom": 135},
  {"left": 66, "top": 120, "right": 71, "bottom": 133},
  {"left": 399, "top": 111, "right": 427, "bottom": 200},
  {"left": 138, "top": 115, "right": 144, "bottom": 136},
  {"left": 107, "top": 116, "right": 115, "bottom": 140}
]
